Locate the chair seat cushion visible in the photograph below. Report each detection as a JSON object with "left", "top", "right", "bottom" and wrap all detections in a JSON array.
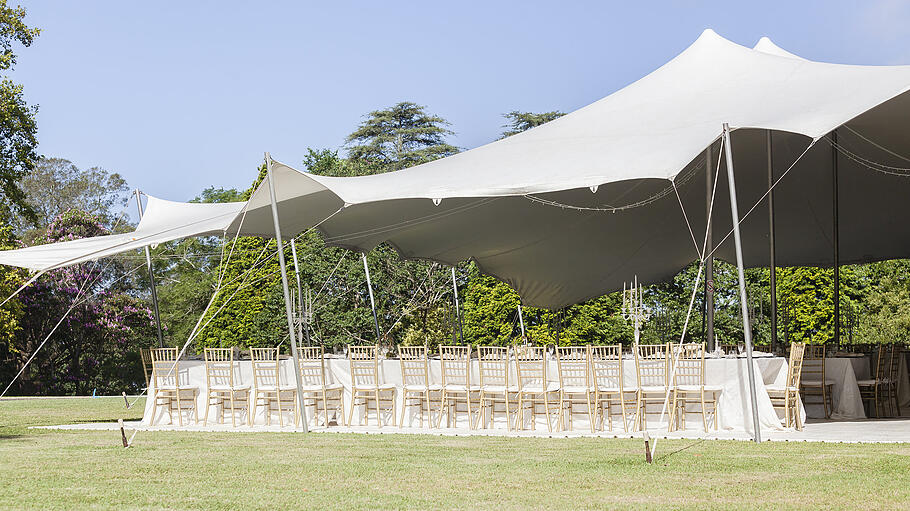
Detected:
[
  {"left": 766, "top": 384, "right": 798, "bottom": 392},
  {"left": 156, "top": 385, "right": 197, "bottom": 392},
  {"left": 480, "top": 385, "right": 519, "bottom": 393},
  {"left": 856, "top": 379, "right": 881, "bottom": 386},
  {"left": 443, "top": 384, "right": 481, "bottom": 392},
  {"left": 561, "top": 385, "right": 592, "bottom": 394},
  {"left": 676, "top": 384, "right": 723, "bottom": 392},
  {"left": 352, "top": 383, "right": 395, "bottom": 391},
  {"left": 256, "top": 385, "right": 297, "bottom": 392},
  {"left": 208, "top": 384, "right": 250, "bottom": 391},
  {"left": 639, "top": 385, "right": 671, "bottom": 393},
  {"left": 404, "top": 383, "right": 442, "bottom": 392},
  {"left": 801, "top": 379, "right": 836, "bottom": 386},
  {"left": 519, "top": 383, "right": 560, "bottom": 393}
]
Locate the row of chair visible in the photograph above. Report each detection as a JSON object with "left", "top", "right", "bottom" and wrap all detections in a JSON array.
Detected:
[
  {"left": 142, "top": 343, "right": 724, "bottom": 432},
  {"left": 764, "top": 343, "right": 905, "bottom": 431}
]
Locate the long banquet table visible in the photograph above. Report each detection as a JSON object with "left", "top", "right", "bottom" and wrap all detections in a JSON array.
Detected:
[{"left": 142, "top": 353, "right": 803, "bottom": 432}]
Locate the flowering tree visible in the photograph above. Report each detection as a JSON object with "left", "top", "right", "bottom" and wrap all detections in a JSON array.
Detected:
[{"left": 6, "top": 210, "right": 157, "bottom": 395}]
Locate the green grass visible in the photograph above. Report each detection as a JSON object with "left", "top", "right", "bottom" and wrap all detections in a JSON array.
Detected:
[{"left": 1, "top": 397, "right": 909, "bottom": 510}]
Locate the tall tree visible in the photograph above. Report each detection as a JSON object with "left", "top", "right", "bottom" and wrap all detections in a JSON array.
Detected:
[
  {"left": 501, "top": 110, "right": 565, "bottom": 138},
  {"left": 15, "top": 157, "right": 129, "bottom": 234},
  {"left": 346, "top": 101, "right": 458, "bottom": 170},
  {"left": 0, "top": 2, "right": 39, "bottom": 222}
]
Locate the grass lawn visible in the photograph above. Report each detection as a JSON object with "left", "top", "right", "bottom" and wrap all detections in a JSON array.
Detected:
[{"left": 1, "top": 397, "right": 909, "bottom": 510}]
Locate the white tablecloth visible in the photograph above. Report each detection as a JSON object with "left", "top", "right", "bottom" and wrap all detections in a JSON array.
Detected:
[{"left": 142, "top": 354, "right": 796, "bottom": 433}]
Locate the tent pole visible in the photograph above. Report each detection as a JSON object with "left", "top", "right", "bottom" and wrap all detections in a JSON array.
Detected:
[
  {"left": 290, "top": 239, "right": 309, "bottom": 346},
  {"left": 265, "top": 152, "right": 309, "bottom": 433},
  {"left": 832, "top": 130, "right": 840, "bottom": 345},
  {"left": 135, "top": 189, "right": 164, "bottom": 348},
  {"left": 450, "top": 266, "right": 464, "bottom": 343},
  {"left": 705, "top": 145, "right": 715, "bottom": 351},
  {"left": 722, "top": 124, "right": 762, "bottom": 443},
  {"left": 362, "top": 252, "right": 381, "bottom": 343},
  {"left": 767, "top": 130, "right": 778, "bottom": 353},
  {"left": 517, "top": 304, "right": 526, "bottom": 341}
]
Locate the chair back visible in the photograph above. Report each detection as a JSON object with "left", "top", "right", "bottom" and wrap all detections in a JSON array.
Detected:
[
  {"left": 477, "top": 346, "right": 511, "bottom": 388},
  {"left": 591, "top": 345, "right": 623, "bottom": 390},
  {"left": 440, "top": 345, "right": 471, "bottom": 387},
  {"left": 872, "top": 345, "right": 890, "bottom": 381},
  {"left": 150, "top": 347, "right": 180, "bottom": 389},
  {"left": 719, "top": 344, "right": 739, "bottom": 355},
  {"left": 636, "top": 343, "right": 669, "bottom": 388},
  {"left": 204, "top": 348, "right": 238, "bottom": 389},
  {"left": 250, "top": 347, "right": 282, "bottom": 389},
  {"left": 399, "top": 346, "right": 429, "bottom": 388},
  {"left": 786, "top": 342, "right": 806, "bottom": 389},
  {"left": 802, "top": 344, "right": 826, "bottom": 383},
  {"left": 889, "top": 345, "right": 901, "bottom": 382},
  {"left": 139, "top": 347, "right": 153, "bottom": 387},
  {"left": 297, "top": 346, "right": 328, "bottom": 387},
  {"left": 556, "top": 346, "right": 590, "bottom": 389},
  {"left": 349, "top": 345, "right": 380, "bottom": 387},
  {"left": 671, "top": 343, "right": 705, "bottom": 386},
  {"left": 515, "top": 346, "right": 548, "bottom": 391}
]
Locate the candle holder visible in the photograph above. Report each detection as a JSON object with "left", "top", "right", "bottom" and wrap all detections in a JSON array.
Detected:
[{"left": 621, "top": 276, "right": 651, "bottom": 346}]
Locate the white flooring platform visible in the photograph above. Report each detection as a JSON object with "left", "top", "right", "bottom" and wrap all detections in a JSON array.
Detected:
[{"left": 35, "top": 417, "right": 910, "bottom": 444}]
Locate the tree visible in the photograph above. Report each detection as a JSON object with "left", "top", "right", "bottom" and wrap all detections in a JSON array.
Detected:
[
  {"left": 152, "top": 187, "right": 244, "bottom": 344},
  {"left": 346, "top": 101, "right": 458, "bottom": 170},
  {"left": 14, "top": 157, "right": 129, "bottom": 234},
  {"left": 0, "top": 2, "right": 39, "bottom": 223},
  {"left": 501, "top": 110, "right": 565, "bottom": 138},
  {"left": 5, "top": 210, "right": 156, "bottom": 395}
]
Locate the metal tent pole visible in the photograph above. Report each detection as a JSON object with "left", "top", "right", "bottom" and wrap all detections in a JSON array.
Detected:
[
  {"left": 450, "top": 266, "right": 464, "bottom": 343},
  {"left": 767, "top": 130, "right": 779, "bottom": 353},
  {"left": 705, "top": 145, "right": 715, "bottom": 351},
  {"left": 362, "top": 252, "right": 381, "bottom": 343},
  {"left": 135, "top": 189, "right": 164, "bottom": 348},
  {"left": 517, "top": 304, "right": 526, "bottom": 341},
  {"left": 832, "top": 130, "right": 840, "bottom": 344},
  {"left": 265, "top": 153, "right": 308, "bottom": 432},
  {"left": 722, "top": 124, "right": 762, "bottom": 443}
]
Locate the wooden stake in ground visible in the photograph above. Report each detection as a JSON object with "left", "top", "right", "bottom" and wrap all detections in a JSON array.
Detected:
[
  {"left": 118, "top": 419, "right": 128, "bottom": 448},
  {"left": 122, "top": 392, "right": 129, "bottom": 408},
  {"left": 643, "top": 431, "right": 653, "bottom": 464}
]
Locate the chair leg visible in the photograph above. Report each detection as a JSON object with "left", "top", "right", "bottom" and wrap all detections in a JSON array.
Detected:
[
  {"left": 176, "top": 391, "right": 183, "bottom": 427},
  {"left": 347, "top": 391, "right": 356, "bottom": 427}
]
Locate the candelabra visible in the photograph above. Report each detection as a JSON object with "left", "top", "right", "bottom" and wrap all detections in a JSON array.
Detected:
[
  {"left": 293, "top": 286, "right": 314, "bottom": 345},
  {"left": 621, "top": 276, "right": 651, "bottom": 346}
]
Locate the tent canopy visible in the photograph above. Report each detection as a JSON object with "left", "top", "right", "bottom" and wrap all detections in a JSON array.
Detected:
[
  {"left": 233, "top": 29, "right": 910, "bottom": 308},
  {"left": 0, "top": 196, "right": 245, "bottom": 271},
  {"left": 5, "top": 30, "right": 910, "bottom": 309}
]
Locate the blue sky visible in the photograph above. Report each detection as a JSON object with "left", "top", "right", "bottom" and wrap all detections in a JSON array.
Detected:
[{"left": 12, "top": 1, "right": 910, "bottom": 202}]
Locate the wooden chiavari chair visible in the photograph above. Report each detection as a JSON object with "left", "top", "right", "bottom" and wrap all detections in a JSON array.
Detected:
[
  {"left": 800, "top": 344, "right": 834, "bottom": 418},
  {"left": 634, "top": 343, "right": 673, "bottom": 431},
  {"left": 437, "top": 345, "right": 480, "bottom": 428},
  {"left": 515, "top": 346, "right": 559, "bottom": 432},
  {"left": 719, "top": 344, "right": 739, "bottom": 356},
  {"left": 399, "top": 346, "right": 439, "bottom": 428},
  {"left": 886, "top": 345, "right": 902, "bottom": 417},
  {"left": 477, "top": 346, "right": 517, "bottom": 430},
  {"left": 555, "top": 346, "right": 593, "bottom": 432},
  {"left": 203, "top": 348, "right": 250, "bottom": 427},
  {"left": 671, "top": 343, "right": 721, "bottom": 431},
  {"left": 298, "top": 346, "right": 345, "bottom": 427},
  {"left": 768, "top": 342, "right": 805, "bottom": 430},
  {"left": 250, "top": 347, "right": 298, "bottom": 427},
  {"left": 139, "top": 347, "right": 153, "bottom": 389},
  {"left": 591, "top": 345, "right": 633, "bottom": 432},
  {"left": 348, "top": 345, "right": 395, "bottom": 427},
  {"left": 858, "top": 345, "right": 891, "bottom": 418},
  {"left": 150, "top": 347, "right": 199, "bottom": 426}
]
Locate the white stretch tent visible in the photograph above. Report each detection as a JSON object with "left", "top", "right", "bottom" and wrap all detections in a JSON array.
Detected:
[
  {"left": 5, "top": 30, "right": 910, "bottom": 310},
  {"left": 0, "top": 196, "right": 245, "bottom": 271}
]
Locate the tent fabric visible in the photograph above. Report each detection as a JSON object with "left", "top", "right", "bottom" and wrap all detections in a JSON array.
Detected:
[
  {"left": 232, "top": 29, "right": 910, "bottom": 308},
  {"left": 0, "top": 196, "right": 245, "bottom": 271},
  {"left": 6, "top": 30, "right": 910, "bottom": 310}
]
